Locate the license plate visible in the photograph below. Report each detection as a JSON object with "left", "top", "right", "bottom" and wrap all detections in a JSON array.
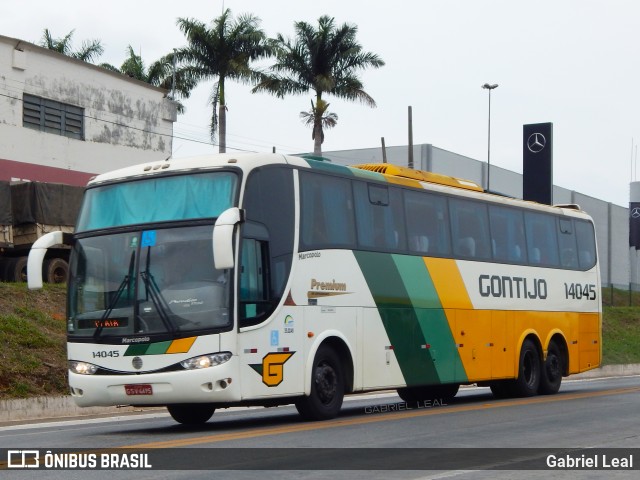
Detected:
[{"left": 124, "top": 384, "right": 153, "bottom": 395}]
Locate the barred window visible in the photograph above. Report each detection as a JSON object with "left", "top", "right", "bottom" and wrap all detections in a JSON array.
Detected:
[{"left": 23, "top": 94, "right": 84, "bottom": 140}]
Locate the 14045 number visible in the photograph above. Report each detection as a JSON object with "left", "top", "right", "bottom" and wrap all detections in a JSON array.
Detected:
[{"left": 564, "top": 283, "right": 597, "bottom": 300}]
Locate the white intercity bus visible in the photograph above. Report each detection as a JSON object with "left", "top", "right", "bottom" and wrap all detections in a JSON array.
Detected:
[{"left": 28, "top": 153, "right": 602, "bottom": 424}]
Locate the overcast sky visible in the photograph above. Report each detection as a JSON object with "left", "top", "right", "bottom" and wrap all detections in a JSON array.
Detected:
[{"left": 3, "top": 0, "right": 640, "bottom": 206}]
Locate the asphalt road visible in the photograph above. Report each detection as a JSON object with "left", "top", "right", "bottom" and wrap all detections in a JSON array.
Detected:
[{"left": 1, "top": 375, "right": 639, "bottom": 479}]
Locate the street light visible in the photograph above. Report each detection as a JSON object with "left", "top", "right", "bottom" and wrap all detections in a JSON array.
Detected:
[{"left": 482, "top": 83, "right": 499, "bottom": 192}]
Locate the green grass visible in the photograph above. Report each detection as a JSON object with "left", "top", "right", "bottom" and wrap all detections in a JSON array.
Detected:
[
  {"left": 602, "top": 307, "right": 640, "bottom": 364},
  {"left": 0, "top": 282, "right": 68, "bottom": 399},
  {"left": 0, "top": 283, "right": 639, "bottom": 399}
]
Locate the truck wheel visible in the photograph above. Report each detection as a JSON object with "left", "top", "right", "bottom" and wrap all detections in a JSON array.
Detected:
[
  {"left": 539, "top": 341, "right": 563, "bottom": 395},
  {"left": 295, "top": 345, "right": 344, "bottom": 421},
  {"left": 167, "top": 404, "right": 215, "bottom": 425},
  {"left": 0, "top": 258, "right": 12, "bottom": 281},
  {"left": 44, "top": 258, "right": 69, "bottom": 283},
  {"left": 11, "top": 257, "right": 28, "bottom": 282}
]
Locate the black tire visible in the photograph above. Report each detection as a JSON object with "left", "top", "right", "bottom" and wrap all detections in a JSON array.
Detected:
[
  {"left": 397, "top": 384, "right": 459, "bottom": 403},
  {"left": 295, "top": 346, "right": 344, "bottom": 421},
  {"left": 510, "top": 339, "right": 541, "bottom": 397},
  {"left": 539, "top": 341, "right": 563, "bottom": 395},
  {"left": 11, "top": 256, "right": 28, "bottom": 282},
  {"left": 167, "top": 404, "right": 215, "bottom": 425},
  {"left": 44, "top": 258, "right": 69, "bottom": 283},
  {"left": 489, "top": 381, "right": 512, "bottom": 399},
  {"left": 0, "top": 257, "right": 13, "bottom": 282}
]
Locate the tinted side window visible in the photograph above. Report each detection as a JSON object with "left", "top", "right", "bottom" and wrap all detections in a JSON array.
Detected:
[
  {"left": 353, "top": 182, "right": 406, "bottom": 250},
  {"left": 575, "top": 219, "right": 597, "bottom": 270},
  {"left": 404, "top": 189, "right": 450, "bottom": 255},
  {"left": 489, "top": 205, "right": 527, "bottom": 263},
  {"left": 558, "top": 218, "right": 579, "bottom": 268},
  {"left": 525, "top": 212, "right": 559, "bottom": 267},
  {"left": 450, "top": 198, "right": 491, "bottom": 259},
  {"left": 299, "top": 171, "right": 356, "bottom": 249}
]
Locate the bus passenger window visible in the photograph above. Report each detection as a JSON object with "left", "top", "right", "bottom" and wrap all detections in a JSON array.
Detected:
[
  {"left": 450, "top": 198, "right": 490, "bottom": 260},
  {"left": 299, "top": 172, "right": 355, "bottom": 249},
  {"left": 558, "top": 219, "right": 578, "bottom": 268},
  {"left": 354, "top": 182, "right": 405, "bottom": 251},
  {"left": 525, "top": 212, "right": 559, "bottom": 267},
  {"left": 575, "top": 219, "right": 597, "bottom": 270},
  {"left": 404, "top": 190, "right": 450, "bottom": 256},
  {"left": 489, "top": 205, "right": 526, "bottom": 263}
]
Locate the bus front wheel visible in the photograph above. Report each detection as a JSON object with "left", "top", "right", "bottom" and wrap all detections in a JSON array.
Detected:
[
  {"left": 295, "top": 346, "right": 344, "bottom": 421},
  {"left": 167, "top": 404, "right": 215, "bottom": 425}
]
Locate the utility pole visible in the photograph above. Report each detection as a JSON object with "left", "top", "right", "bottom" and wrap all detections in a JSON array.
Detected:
[
  {"left": 408, "top": 106, "right": 414, "bottom": 169},
  {"left": 481, "top": 83, "right": 499, "bottom": 191}
]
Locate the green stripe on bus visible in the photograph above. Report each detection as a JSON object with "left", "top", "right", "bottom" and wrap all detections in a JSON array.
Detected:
[
  {"left": 124, "top": 344, "right": 149, "bottom": 356},
  {"left": 145, "top": 340, "right": 173, "bottom": 355},
  {"left": 305, "top": 159, "right": 356, "bottom": 176},
  {"left": 391, "top": 255, "right": 467, "bottom": 384},
  {"left": 354, "top": 251, "right": 439, "bottom": 386}
]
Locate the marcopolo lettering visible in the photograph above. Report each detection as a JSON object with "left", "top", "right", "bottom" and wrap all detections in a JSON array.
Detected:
[{"left": 478, "top": 274, "right": 547, "bottom": 299}]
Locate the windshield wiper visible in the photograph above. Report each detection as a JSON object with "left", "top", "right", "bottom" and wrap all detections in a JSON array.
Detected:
[
  {"left": 140, "top": 247, "right": 178, "bottom": 333},
  {"left": 93, "top": 252, "right": 135, "bottom": 339}
]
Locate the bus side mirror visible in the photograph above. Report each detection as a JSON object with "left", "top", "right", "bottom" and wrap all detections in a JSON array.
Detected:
[
  {"left": 213, "top": 207, "right": 245, "bottom": 269},
  {"left": 27, "top": 231, "right": 64, "bottom": 290}
]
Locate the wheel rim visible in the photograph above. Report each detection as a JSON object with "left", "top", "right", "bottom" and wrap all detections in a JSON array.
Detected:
[
  {"left": 52, "top": 267, "right": 66, "bottom": 283},
  {"left": 546, "top": 353, "right": 561, "bottom": 380},
  {"left": 314, "top": 361, "right": 337, "bottom": 405}
]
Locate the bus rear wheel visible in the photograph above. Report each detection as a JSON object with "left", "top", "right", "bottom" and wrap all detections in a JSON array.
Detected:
[
  {"left": 167, "top": 404, "right": 215, "bottom": 425},
  {"left": 539, "top": 341, "right": 563, "bottom": 395},
  {"left": 295, "top": 345, "right": 344, "bottom": 421},
  {"left": 511, "top": 339, "right": 541, "bottom": 397}
]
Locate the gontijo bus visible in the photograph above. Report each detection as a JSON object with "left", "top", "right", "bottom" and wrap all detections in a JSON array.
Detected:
[{"left": 27, "top": 153, "right": 601, "bottom": 424}]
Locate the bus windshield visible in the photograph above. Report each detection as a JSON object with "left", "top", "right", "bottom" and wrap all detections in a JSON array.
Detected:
[
  {"left": 76, "top": 171, "right": 238, "bottom": 232},
  {"left": 68, "top": 225, "right": 231, "bottom": 338}
]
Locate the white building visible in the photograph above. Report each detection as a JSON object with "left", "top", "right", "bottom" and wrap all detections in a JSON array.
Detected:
[{"left": 0, "top": 35, "right": 177, "bottom": 186}]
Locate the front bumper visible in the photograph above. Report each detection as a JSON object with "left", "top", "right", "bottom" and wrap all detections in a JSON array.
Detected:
[{"left": 69, "top": 356, "right": 240, "bottom": 407}]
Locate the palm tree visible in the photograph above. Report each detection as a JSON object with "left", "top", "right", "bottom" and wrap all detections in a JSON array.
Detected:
[
  {"left": 39, "top": 29, "right": 104, "bottom": 63},
  {"left": 299, "top": 99, "right": 338, "bottom": 146},
  {"left": 253, "top": 16, "right": 384, "bottom": 155},
  {"left": 174, "top": 9, "right": 272, "bottom": 152},
  {"left": 114, "top": 46, "right": 196, "bottom": 110}
]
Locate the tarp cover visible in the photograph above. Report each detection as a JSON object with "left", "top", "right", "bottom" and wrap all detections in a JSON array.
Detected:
[
  {"left": 11, "top": 182, "right": 84, "bottom": 226},
  {"left": 0, "top": 182, "right": 11, "bottom": 224}
]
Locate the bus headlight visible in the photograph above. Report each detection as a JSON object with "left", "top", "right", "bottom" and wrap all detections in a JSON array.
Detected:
[
  {"left": 69, "top": 361, "right": 99, "bottom": 375},
  {"left": 180, "top": 352, "right": 232, "bottom": 370}
]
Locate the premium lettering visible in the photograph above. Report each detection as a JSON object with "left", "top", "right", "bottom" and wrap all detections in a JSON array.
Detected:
[{"left": 310, "top": 279, "right": 347, "bottom": 291}]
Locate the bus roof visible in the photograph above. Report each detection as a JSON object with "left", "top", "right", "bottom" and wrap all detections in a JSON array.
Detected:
[{"left": 85, "top": 153, "right": 591, "bottom": 220}]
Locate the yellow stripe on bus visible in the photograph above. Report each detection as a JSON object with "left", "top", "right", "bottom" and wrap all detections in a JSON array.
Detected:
[
  {"left": 423, "top": 257, "right": 473, "bottom": 309},
  {"left": 166, "top": 337, "right": 197, "bottom": 354}
]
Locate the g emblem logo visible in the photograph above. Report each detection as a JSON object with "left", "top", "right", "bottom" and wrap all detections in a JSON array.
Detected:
[{"left": 250, "top": 352, "right": 295, "bottom": 387}]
